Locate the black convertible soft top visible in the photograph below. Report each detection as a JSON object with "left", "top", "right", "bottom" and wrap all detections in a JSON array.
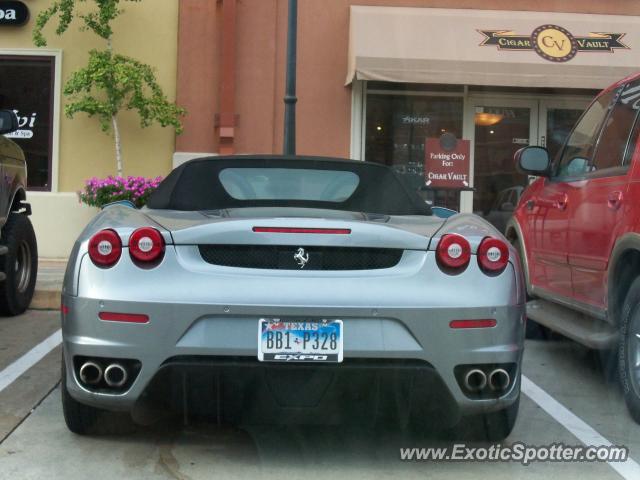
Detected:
[{"left": 146, "top": 155, "right": 431, "bottom": 216}]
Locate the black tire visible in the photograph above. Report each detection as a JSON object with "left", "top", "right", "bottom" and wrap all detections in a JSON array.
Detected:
[
  {"left": 511, "top": 236, "right": 551, "bottom": 340},
  {"left": 618, "top": 277, "right": 640, "bottom": 423},
  {"left": 0, "top": 213, "right": 37, "bottom": 316},
  {"left": 449, "top": 395, "right": 520, "bottom": 442}
]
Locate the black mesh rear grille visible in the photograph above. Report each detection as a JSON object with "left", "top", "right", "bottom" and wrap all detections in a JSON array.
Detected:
[{"left": 198, "top": 245, "right": 403, "bottom": 270}]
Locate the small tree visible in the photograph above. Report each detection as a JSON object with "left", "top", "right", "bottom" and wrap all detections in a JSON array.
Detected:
[{"left": 33, "top": 0, "right": 185, "bottom": 176}]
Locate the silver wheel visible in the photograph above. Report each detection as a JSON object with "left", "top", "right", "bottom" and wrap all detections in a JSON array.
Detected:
[{"left": 15, "top": 239, "right": 31, "bottom": 294}]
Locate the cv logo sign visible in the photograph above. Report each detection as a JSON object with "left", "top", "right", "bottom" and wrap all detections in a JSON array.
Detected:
[
  {"left": 478, "top": 24, "right": 629, "bottom": 63},
  {"left": 531, "top": 25, "right": 578, "bottom": 62}
]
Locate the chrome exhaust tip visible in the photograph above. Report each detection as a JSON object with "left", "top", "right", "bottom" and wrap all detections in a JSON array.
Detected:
[
  {"left": 463, "top": 368, "right": 487, "bottom": 392},
  {"left": 488, "top": 368, "right": 511, "bottom": 392},
  {"left": 79, "top": 362, "right": 103, "bottom": 385},
  {"left": 104, "top": 363, "right": 128, "bottom": 388}
]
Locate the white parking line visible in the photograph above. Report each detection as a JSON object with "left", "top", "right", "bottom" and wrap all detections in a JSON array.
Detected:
[
  {"left": 522, "top": 375, "right": 640, "bottom": 480},
  {"left": 0, "top": 329, "right": 62, "bottom": 393},
  {"left": 0, "top": 333, "right": 638, "bottom": 480}
]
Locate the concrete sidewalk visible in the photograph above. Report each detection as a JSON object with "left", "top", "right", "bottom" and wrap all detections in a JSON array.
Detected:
[{"left": 32, "top": 259, "right": 66, "bottom": 310}]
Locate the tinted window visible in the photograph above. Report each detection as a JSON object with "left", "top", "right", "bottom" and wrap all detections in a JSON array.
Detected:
[
  {"left": 556, "top": 90, "right": 616, "bottom": 178},
  {"left": 220, "top": 168, "right": 360, "bottom": 202},
  {"left": 624, "top": 114, "right": 640, "bottom": 166},
  {"left": 592, "top": 83, "right": 640, "bottom": 172},
  {"left": 0, "top": 56, "right": 55, "bottom": 190}
]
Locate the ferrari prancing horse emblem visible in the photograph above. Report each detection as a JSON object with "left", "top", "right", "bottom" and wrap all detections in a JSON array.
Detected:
[{"left": 294, "top": 247, "right": 309, "bottom": 268}]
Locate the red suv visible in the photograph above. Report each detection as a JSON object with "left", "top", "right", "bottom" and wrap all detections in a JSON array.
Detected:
[{"left": 507, "top": 73, "right": 640, "bottom": 423}]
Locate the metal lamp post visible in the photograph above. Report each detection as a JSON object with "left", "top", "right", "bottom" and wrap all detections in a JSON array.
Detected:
[{"left": 283, "top": 0, "right": 297, "bottom": 156}]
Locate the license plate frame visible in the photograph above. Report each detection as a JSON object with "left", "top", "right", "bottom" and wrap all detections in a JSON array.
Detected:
[{"left": 257, "top": 318, "right": 344, "bottom": 363}]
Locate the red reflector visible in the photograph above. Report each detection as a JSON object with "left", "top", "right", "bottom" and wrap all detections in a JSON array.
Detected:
[
  {"left": 98, "top": 312, "right": 149, "bottom": 324},
  {"left": 61, "top": 305, "right": 69, "bottom": 315},
  {"left": 252, "top": 227, "right": 351, "bottom": 234},
  {"left": 449, "top": 319, "right": 497, "bottom": 329}
]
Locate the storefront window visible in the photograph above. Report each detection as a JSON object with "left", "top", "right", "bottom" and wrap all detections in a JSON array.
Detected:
[
  {"left": 365, "top": 91, "right": 464, "bottom": 210},
  {"left": 0, "top": 56, "right": 55, "bottom": 191}
]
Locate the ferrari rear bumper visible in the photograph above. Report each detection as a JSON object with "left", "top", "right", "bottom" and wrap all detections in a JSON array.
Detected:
[{"left": 62, "top": 295, "right": 525, "bottom": 421}]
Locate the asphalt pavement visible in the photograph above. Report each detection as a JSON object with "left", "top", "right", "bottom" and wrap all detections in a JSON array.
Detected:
[{"left": 0, "top": 306, "right": 639, "bottom": 479}]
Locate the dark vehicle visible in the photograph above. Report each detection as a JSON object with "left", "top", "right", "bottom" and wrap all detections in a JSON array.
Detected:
[
  {"left": 485, "top": 186, "right": 523, "bottom": 234},
  {"left": 0, "top": 110, "right": 38, "bottom": 315}
]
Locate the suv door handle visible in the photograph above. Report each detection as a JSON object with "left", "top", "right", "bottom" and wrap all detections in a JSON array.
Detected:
[
  {"left": 608, "top": 190, "right": 623, "bottom": 210},
  {"left": 534, "top": 193, "right": 568, "bottom": 211}
]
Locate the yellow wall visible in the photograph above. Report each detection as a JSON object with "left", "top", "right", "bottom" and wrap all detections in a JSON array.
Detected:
[{"left": 1, "top": 0, "right": 180, "bottom": 192}]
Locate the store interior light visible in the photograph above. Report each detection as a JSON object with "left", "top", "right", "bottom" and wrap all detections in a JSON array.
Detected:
[{"left": 474, "top": 113, "right": 504, "bottom": 127}]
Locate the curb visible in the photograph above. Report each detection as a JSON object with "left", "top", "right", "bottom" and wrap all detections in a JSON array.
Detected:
[{"left": 31, "top": 289, "right": 61, "bottom": 311}]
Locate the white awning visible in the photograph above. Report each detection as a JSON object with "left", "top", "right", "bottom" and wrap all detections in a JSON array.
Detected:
[{"left": 347, "top": 6, "right": 640, "bottom": 89}]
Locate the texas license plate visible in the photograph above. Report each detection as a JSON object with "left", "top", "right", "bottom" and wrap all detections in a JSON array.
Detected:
[{"left": 258, "top": 319, "right": 343, "bottom": 362}]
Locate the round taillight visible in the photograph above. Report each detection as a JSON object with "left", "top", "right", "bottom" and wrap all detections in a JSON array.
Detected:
[
  {"left": 129, "top": 227, "right": 165, "bottom": 263},
  {"left": 478, "top": 237, "right": 510, "bottom": 274},
  {"left": 436, "top": 234, "right": 471, "bottom": 270},
  {"left": 88, "top": 229, "right": 122, "bottom": 267}
]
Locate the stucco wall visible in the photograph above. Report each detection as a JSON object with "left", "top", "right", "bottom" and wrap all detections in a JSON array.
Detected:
[{"left": 2, "top": 0, "right": 180, "bottom": 193}]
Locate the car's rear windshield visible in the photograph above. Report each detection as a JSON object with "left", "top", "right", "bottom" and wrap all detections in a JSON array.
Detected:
[
  {"left": 219, "top": 168, "right": 360, "bottom": 202},
  {"left": 147, "top": 156, "right": 431, "bottom": 216}
]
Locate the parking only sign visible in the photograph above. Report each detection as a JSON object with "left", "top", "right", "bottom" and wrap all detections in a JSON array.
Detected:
[{"left": 424, "top": 135, "right": 471, "bottom": 189}]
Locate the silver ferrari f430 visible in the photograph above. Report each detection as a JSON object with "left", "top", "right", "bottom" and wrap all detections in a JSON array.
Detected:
[{"left": 61, "top": 156, "right": 525, "bottom": 440}]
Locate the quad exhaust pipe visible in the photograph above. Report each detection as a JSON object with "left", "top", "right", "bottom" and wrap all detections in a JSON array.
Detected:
[
  {"left": 79, "top": 361, "right": 103, "bottom": 385},
  {"left": 463, "top": 369, "right": 487, "bottom": 392},
  {"left": 104, "top": 363, "right": 128, "bottom": 388}
]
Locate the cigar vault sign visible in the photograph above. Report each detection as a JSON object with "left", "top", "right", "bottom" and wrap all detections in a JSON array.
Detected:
[
  {"left": 478, "top": 24, "right": 629, "bottom": 62},
  {"left": 424, "top": 135, "right": 470, "bottom": 189}
]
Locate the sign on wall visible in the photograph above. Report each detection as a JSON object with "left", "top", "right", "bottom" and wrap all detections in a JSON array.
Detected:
[
  {"left": 0, "top": 1, "right": 29, "bottom": 26},
  {"left": 424, "top": 135, "right": 470, "bottom": 189},
  {"left": 478, "top": 24, "right": 629, "bottom": 62}
]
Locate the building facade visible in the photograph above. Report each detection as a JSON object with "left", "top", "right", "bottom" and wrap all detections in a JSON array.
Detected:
[
  {"left": 3, "top": 0, "right": 640, "bottom": 256},
  {"left": 0, "top": 0, "right": 179, "bottom": 256},
  {"left": 176, "top": 0, "right": 640, "bottom": 224}
]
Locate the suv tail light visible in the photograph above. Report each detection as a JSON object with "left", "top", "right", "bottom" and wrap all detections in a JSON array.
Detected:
[
  {"left": 477, "top": 237, "right": 509, "bottom": 274},
  {"left": 436, "top": 234, "right": 471, "bottom": 271},
  {"left": 129, "top": 227, "right": 165, "bottom": 264},
  {"left": 88, "top": 229, "right": 122, "bottom": 267}
]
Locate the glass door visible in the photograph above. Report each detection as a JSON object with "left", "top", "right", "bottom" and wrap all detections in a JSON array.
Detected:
[
  {"left": 539, "top": 98, "right": 591, "bottom": 162},
  {"left": 466, "top": 98, "right": 537, "bottom": 232},
  {"left": 464, "top": 96, "right": 590, "bottom": 233}
]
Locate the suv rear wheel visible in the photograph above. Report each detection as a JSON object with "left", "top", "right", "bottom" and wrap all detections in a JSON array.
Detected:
[
  {"left": 619, "top": 277, "right": 640, "bottom": 423},
  {"left": 511, "top": 236, "right": 550, "bottom": 340},
  {"left": 0, "top": 213, "right": 37, "bottom": 316}
]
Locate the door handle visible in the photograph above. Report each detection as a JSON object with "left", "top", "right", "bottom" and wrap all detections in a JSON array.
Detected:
[
  {"left": 556, "top": 193, "right": 568, "bottom": 211},
  {"left": 608, "top": 191, "right": 623, "bottom": 210},
  {"left": 534, "top": 193, "right": 568, "bottom": 210}
]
